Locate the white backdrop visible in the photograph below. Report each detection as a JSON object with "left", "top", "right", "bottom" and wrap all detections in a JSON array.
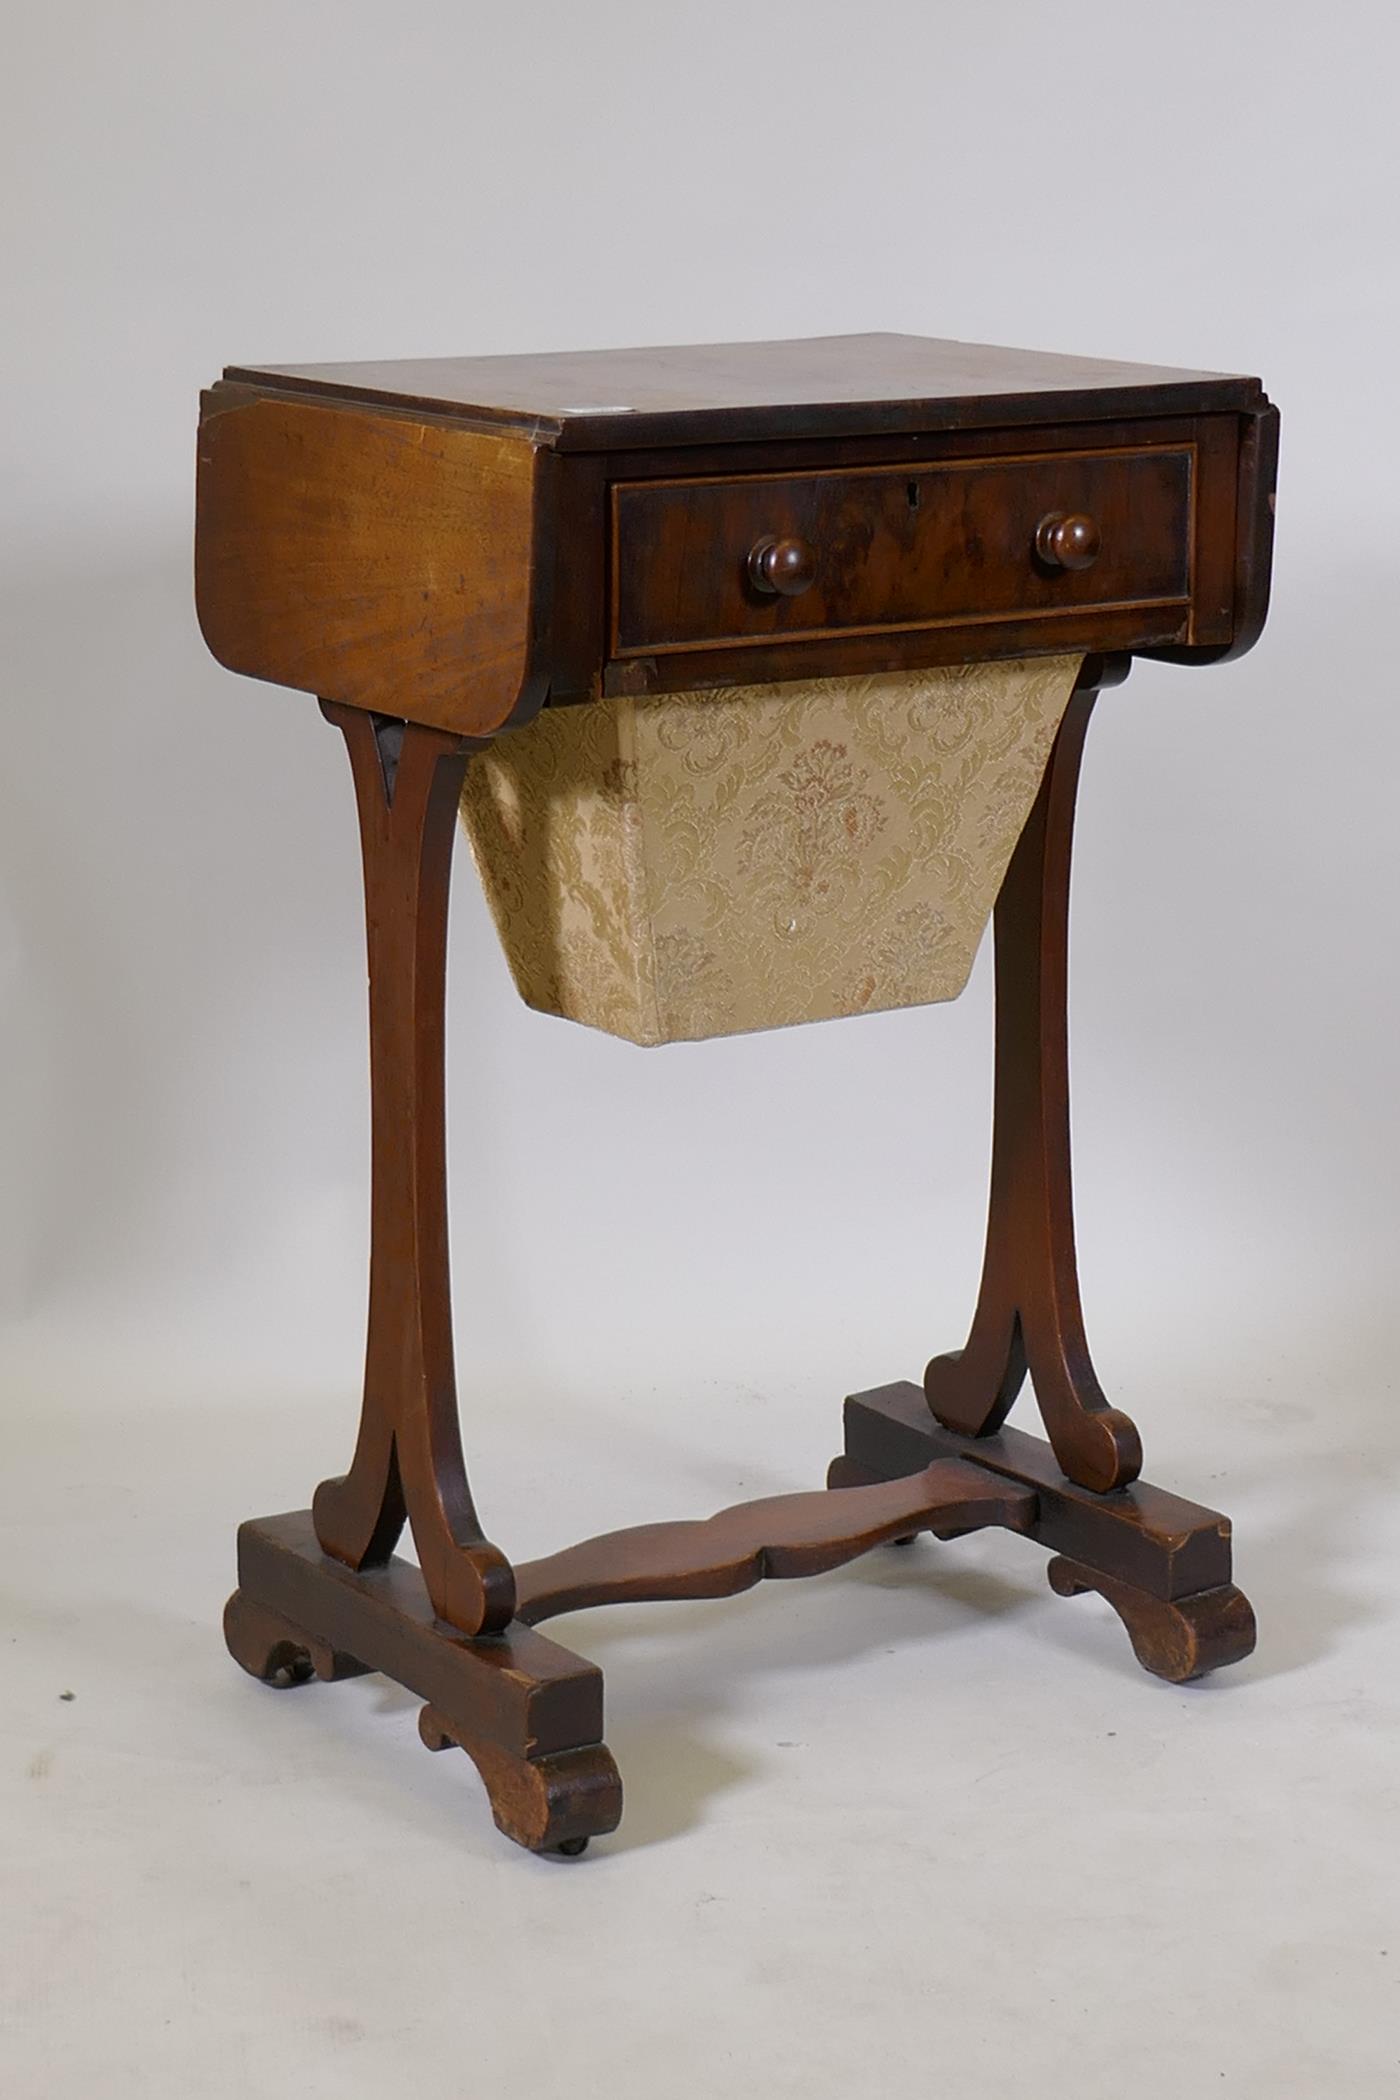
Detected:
[{"left": 3, "top": 6, "right": 1398, "bottom": 2097}]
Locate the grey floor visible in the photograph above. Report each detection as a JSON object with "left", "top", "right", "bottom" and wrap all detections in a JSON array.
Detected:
[{"left": 4, "top": 1341, "right": 1396, "bottom": 2100}]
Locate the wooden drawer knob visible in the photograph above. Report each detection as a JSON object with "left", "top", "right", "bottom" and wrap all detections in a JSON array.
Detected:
[
  {"left": 1035, "top": 512, "right": 1101, "bottom": 571},
  {"left": 747, "top": 534, "right": 818, "bottom": 596}
]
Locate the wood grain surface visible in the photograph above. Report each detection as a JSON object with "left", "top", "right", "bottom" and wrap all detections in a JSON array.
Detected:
[
  {"left": 195, "top": 388, "right": 550, "bottom": 734},
  {"left": 515, "top": 1459, "right": 1036, "bottom": 1624},
  {"left": 224, "top": 330, "right": 1264, "bottom": 452}
]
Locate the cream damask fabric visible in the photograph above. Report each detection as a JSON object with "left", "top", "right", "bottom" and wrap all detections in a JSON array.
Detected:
[{"left": 459, "top": 655, "right": 1083, "bottom": 1046}]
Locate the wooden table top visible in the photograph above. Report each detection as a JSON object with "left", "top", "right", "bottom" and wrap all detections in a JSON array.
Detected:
[{"left": 224, "top": 331, "right": 1265, "bottom": 452}]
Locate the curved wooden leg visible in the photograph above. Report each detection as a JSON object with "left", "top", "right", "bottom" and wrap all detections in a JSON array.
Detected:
[
  {"left": 925, "top": 666, "right": 1142, "bottom": 1494},
  {"left": 419, "top": 1707, "right": 623, "bottom": 1856},
  {"left": 1047, "top": 1556, "right": 1257, "bottom": 1683},
  {"left": 312, "top": 705, "right": 514, "bottom": 1637},
  {"left": 223, "top": 1590, "right": 370, "bottom": 1687}
]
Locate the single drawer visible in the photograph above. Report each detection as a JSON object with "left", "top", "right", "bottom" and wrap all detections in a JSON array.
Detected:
[{"left": 611, "top": 445, "right": 1194, "bottom": 657}]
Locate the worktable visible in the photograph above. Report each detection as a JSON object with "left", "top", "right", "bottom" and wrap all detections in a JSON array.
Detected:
[{"left": 195, "top": 331, "right": 1277, "bottom": 1854}]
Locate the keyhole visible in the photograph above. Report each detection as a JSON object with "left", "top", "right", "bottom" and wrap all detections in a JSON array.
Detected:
[{"left": 907, "top": 480, "right": 921, "bottom": 511}]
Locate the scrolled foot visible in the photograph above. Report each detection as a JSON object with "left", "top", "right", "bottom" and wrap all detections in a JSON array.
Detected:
[
  {"left": 223, "top": 1590, "right": 368, "bottom": 1687},
  {"left": 312, "top": 1471, "right": 516, "bottom": 1638},
  {"left": 923, "top": 1344, "right": 1142, "bottom": 1494},
  {"left": 923, "top": 1340, "right": 1016, "bottom": 1434},
  {"left": 1046, "top": 1557, "right": 1256, "bottom": 1683},
  {"left": 419, "top": 1704, "right": 623, "bottom": 1854},
  {"left": 1054, "top": 1406, "right": 1143, "bottom": 1497}
]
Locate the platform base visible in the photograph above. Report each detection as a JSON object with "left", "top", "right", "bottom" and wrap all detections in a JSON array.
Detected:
[
  {"left": 225, "top": 1393, "right": 1255, "bottom": 1856},
  {"left": 225, "top": 1454, "right": 1035, "bottom": 1854}
]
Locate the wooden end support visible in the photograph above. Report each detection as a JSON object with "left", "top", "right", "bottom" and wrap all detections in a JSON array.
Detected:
[
  {"left": 837, "top": 1382, "right": 1255, "bottom": 1683},
  {"left": 226, "top": 1512, "right": 622, "bottom": 1856}
]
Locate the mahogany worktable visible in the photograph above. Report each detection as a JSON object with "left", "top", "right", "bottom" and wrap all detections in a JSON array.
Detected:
[{"left": 195, "top": 332, "right": 1277, "bottom": 1855}]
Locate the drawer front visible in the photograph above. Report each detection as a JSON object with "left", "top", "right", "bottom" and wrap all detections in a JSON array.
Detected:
[{"left": 611, "top": 445, "right": 1194, "bottom": 657}]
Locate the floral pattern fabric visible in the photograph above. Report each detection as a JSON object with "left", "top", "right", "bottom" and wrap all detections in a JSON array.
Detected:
[{"left": 459, "top": 655, "right": 1083, "bottom": 1046}]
